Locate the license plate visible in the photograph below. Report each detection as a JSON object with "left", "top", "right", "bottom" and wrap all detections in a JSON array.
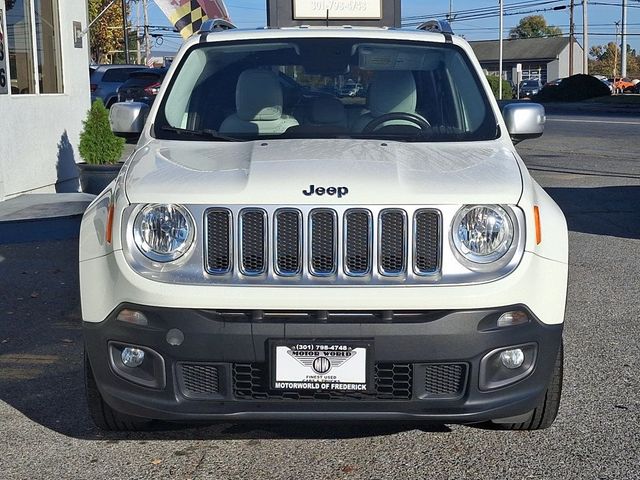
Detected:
[{"left": 272, "top": 341, "right": 371, "bottom": 392}]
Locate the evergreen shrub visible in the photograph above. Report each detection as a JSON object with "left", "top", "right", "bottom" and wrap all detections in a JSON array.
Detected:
[{"left": 79, "top": 99, "right": 124, "bottom": 165}]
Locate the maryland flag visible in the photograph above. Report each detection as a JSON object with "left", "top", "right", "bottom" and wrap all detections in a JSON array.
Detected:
[{"left": 155, "top": 0, "right": 230, "bottom": 39}]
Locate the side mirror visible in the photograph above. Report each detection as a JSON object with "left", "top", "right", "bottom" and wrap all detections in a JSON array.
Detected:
[
  {"left": 502, "top": 103, "right": 545, "bottom": 144},
  {"left": 109, "top": 102, "right": 150, "bottom": 137}
]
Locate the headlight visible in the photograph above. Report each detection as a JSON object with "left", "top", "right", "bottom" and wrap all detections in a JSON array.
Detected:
[
  {"left": 133, "top": 204, "right": 194, "bottom": 262},
  {"left": 452, "top": 205, "right": 514, "bottom": 265}
]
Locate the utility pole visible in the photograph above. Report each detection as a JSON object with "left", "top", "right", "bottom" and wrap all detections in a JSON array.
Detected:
[
  {"left": 143, "top": 0, "right": 151, "bottom": 65},
  {"left": 621, "top": 0, "right": 627, "bottom": 78},
  {"left": 583, "top": 0, "right": 589, "bottom": 74},
  {"left": 136, "top": 0, "right": 141, "bottom": 64},
  {"left": 569, "top": 0, "right": 575, "bottom": 76},
  {"left": 447, "top": 0, "right": 453, "bottom": 22},
  {"left": 121, "top": 0, "right": 129, "bottom": 63},
  {"left": 614, "top": 21, "right": 620, "bottom": 90},
  {"left": 498, "top": 0, "right": 503, "bottom": 100}
]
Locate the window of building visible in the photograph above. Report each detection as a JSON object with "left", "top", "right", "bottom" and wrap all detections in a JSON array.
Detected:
[
  {"left": 6, "top": 0, "right": 36, "bottom": 94},
  {"left": 5, "top": 0, "right": 63, "bottom": 95},
  {"left": 35, "top": 0, "right": 63, "bottom": 93}
]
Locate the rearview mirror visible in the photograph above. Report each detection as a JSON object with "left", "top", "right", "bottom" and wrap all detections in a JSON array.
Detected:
[
  {"left": 501, "top": 103, "right": 545, "bottom": 144},
  {"left": 109, "top": 102, "right": 150, "bottom": 137}
]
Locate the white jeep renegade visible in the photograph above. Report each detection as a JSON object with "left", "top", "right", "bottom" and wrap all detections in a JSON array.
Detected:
[{"left": 81, "top": 20, "right": 567, "bottom": 431}]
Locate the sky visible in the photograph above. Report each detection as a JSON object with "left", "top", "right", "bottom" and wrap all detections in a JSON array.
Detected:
[{"left": 138, "top": 0, "right": 640, "bottom": 54}]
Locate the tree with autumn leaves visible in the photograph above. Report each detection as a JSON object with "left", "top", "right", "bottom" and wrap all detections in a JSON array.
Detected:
[
  {"left": 589, "top": 43, "right": 640, "bottom": 79},
  {"left": 88, "top": 0, "right": 140, "bottom": 64}
]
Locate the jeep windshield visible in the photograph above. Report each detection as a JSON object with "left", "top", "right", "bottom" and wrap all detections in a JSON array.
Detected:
[{"left": 154, "top": 38, "right": 498, "bottom": 143}]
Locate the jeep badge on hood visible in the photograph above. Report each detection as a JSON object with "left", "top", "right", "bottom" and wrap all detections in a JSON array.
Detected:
[{"left": 302, "top": 185, "right": 349, "bottom": 198}]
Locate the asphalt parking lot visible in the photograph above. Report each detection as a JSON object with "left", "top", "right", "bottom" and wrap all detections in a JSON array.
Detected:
[{"left": 1, "top": 107, "right": 639, "bottom": 479}]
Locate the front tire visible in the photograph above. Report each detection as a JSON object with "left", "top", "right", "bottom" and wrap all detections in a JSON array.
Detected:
[
  {"left": 492, "top": 342, "right": 564, "bottom": 431},
  {"left": 84, "top": 352, "right": 152, "bottom": 431}
]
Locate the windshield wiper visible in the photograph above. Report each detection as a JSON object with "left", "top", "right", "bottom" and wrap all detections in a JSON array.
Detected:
[{"left": 160, "top": 126, "right": 242, "bottom": 142}]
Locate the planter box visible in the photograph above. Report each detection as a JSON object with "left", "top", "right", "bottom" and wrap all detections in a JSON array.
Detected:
[{"left": 77, "top": 163, "right": 123, "bottom": 195}]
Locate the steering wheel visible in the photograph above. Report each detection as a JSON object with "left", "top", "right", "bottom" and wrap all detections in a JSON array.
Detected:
[{"left": 362, "top": 112, "right": 431, "bottom": 133}]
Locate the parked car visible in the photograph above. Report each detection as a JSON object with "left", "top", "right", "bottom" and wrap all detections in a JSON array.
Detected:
[
  {"left": 88, "top": 21, "right": 566, "bottom": 432},
  {"left": 600, "top": 79, "right": 614, "bottom": 93},
  {"left": 544, "top": 78, "right": 564, "bottom": 88},
  {"left": 90, "top": 64, "right": 148, "bottom": 108},
  {"left": 610, "top": 77, "right": 635, "bottom": 93},
  {"left": 519, "top": 79, "right": 543, "bottom": 98},
  {"left": 117, "top": 68, "right": 168, "bottom": 106}
]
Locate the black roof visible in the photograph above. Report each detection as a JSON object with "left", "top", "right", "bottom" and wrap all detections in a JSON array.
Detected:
[{"left": 469, "top": 37, "right": 575, "bottom": 63}]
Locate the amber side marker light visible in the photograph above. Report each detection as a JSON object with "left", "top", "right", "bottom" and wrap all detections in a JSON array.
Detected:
[
  {"left": 533, "top": 206, "right": 542, "bottom": 245},
  {"left": 106, "top": 201, "right": 115, "bottom": 244}
]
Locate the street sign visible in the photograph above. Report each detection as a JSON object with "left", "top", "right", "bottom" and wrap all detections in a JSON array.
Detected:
[
  {"left": 293, "top": 0, "right": 382, "bottom": 20},
  {"left": 268, "top": 0, "right": 400, "bottom": 28},
  {"left": 0, "top": 8, "right": 7, "bottom": 95}
]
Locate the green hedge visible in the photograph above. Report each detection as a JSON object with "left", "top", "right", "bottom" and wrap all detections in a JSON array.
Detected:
[{"left": 485, "top": 75, "right": 514, "bottom": 100}]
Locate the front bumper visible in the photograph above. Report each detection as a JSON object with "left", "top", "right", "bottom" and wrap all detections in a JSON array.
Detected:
[{"left": 84, "top": 305, "right": 563, "bottom": 423}]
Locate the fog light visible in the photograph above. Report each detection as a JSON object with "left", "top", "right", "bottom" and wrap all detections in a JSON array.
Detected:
[
  {"left": 500, "top": 348, "right": 525, "bottom": 369},
  {"left": 116, "top": 309, "right": 148, "bottom": 326},
  {"left": 121, "top": 347, "right": 145, "bottom": 367},
  {"left": 497, "top": 310, "right": 529, "bottom": 328}
]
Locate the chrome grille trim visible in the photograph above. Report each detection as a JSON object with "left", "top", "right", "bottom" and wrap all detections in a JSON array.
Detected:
[
  {"left": 204, "top": 208, "right": 232, "bottom": 274},
  {"left": 239, "top": 208, "right": 268, "bottom": 276},
  {"left": 308, "top": 209, "right": 338, "bottom": 276},
  {"left": 274, "top": 208, "right": 303, "bottom": 276},
  {"left": 378, "top": 209, "right": 407, "bottom": 276},
  {"left": 413, "top": 209, "right": 442, "bottom": 276},
  {"left": 125, "top": 204, "right": 528, "bottom": 286},
  {"left": 343, "top": 209, "right": 373, "bottom": 276}
]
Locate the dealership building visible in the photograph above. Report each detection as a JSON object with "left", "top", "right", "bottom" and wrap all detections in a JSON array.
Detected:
[{"left": 0, "top": 0, "right": 89, "bottom": 200}]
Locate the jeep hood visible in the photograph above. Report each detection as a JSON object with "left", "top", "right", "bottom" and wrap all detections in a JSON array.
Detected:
[{"left": 125, "top": 139, "right": 523, "bottom": 205}]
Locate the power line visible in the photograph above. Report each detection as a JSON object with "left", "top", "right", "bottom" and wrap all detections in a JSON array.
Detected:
[
  {"left": 402, "top": 0, "right": 566, "bottom": 21},
  {"left": 403, "top": 5, "right": 572, "bottom": 27}
]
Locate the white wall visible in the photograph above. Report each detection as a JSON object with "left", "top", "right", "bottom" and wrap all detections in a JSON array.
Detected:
[
  {"left": 547, "top": 59, "right": 560, "bottom": 82},
  {"left": 0, "top": 0, "right": 90, "bottom": 200},
  {"left": 557, "top": 41, "right": 585, "bottom": 79}
]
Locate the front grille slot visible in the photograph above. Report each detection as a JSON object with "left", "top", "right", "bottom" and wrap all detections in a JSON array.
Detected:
[
  {"left": 344, "top": 209, "right": 372, "bottom": 276},
  {"left": 309, "top": 209, "right": 337, "bottom": 276},
  {"left": 233, "top": 363, "right": 413, "bottom": 400},
  {"left": 178, "top": 363, "right": 221, "bottom": 398},
  {"left": 274, "top": 209, "right": 302, "bottom": 275},
  {"left": 379, "top": 209, "right": 407, "bottom": 275},
  {"left": 239, "top": 209, "right": 267, "bottom": 275},
  {"left": 414, "top": 210, "right": 440, "bottom": 274},
  {"left": 423, "top": 363, "right": 467, "bottom": 397},
  {"left": 205, "top": 209, "right": 232, "bottom": 274}
]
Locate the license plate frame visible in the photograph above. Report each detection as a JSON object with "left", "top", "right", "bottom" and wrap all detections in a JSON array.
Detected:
[{"left": 270, "top": 340, "right": 374, "bottom": 393}]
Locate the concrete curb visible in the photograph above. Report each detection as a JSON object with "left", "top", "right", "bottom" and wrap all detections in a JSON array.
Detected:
[{"left": 0, "top": 193, "right": 95, "bottom": 244}]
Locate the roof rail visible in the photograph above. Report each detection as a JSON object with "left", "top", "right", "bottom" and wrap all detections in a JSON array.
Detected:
[
  {"left": 198, "top": 18, "right": 236, "bottom": 34},
  {"left": 417, "top": 20, "right": 454, "bottom": 35}
]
